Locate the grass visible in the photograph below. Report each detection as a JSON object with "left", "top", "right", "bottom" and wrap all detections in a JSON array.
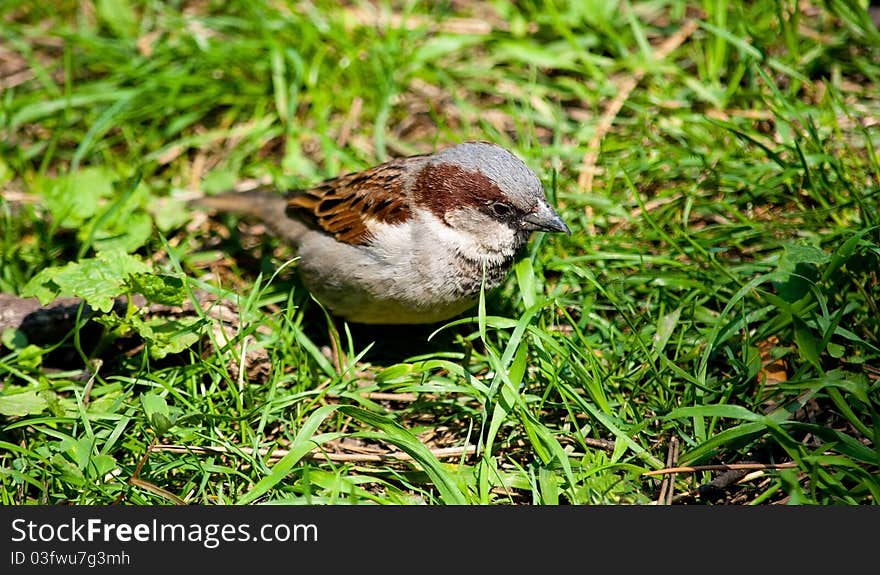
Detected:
[{"left": 1, "top": 0, "right": 878, "bottom": 505}]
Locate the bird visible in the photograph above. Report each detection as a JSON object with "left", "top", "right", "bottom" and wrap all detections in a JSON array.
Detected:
[{"left": 193, "top": 141, "right": 570, "bottom": 325}]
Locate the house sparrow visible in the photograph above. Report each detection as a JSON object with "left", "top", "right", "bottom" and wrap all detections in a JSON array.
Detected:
[{"left": 194, "top": 141, "right": 570, "bottom": 324}]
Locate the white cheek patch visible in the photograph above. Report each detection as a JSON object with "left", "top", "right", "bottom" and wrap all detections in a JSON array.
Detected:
[
  {"left": 418, "top": 210, "right": 480, "bottom": 252},
  {"left": 436, "top": 209, "right": 518, "bottom": 259},
  {"left": 365, "top": 209, "right": 519, "bottom": 268}
]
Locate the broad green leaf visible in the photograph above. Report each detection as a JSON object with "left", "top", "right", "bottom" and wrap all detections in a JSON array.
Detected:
[
  {"left": 826, "top": 342, "right": 845, "bottom": 358},
  {"left": 21, "top": 250, "right": 151, "bottom": 312},
  {"left": 69, "top": 437, "right": 94, "bottom": 470},
  {"left": 0, "top": 390, "right": 48, "bottom": 417},
  {"left": 141, "top": 392, "right": 174, "bottom": 435},
  {"left": 51, "top": 453, "right": 85, "bottom": 485},
  {"left": 21, "top": 267, "right": 64, "bottom": 305},
  {"left": 86, "top": 210, "right": 153, "bottom": 254},
  {"left": 128, "top": 273, "right": 186, "bottom": 306},
  {"left": 49, "top": 256, "right": 142, "bottom": 313},
  {"left": 1, "top": 328, "right": 27, "bottom": 349},
  {"left": 90, "top": 454, "right": 118, "bottom": 479},
  {"left": 773, "top": 243, "right": 829, "bottom": 302},
  {"left": 134, "top": 316, "right": 203, "bottom": 359},
  {"left": 97, "top": 249, "right": 154, "bottom": 276},
  {"left": 37, "top": 167, "right": 115, "bottom": 228},
  {"left": 16, "top": 345, "right": 44, "bottom": 370},
  {"left": 141, "top": 392, "right": 168, "bottom": 419},
  {"left": 778, "top": 244, "right": 829, "bottom": 272},
  {"left": 150, "top": 197, "right": 192, "bottom": 232},
  {"left": 51, "top": 259, "right": 129, "bottom": 312}
]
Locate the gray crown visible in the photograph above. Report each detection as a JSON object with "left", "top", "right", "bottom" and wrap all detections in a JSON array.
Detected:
[{"left": 431, "top": 141, "right": 545, "bottom": 205}]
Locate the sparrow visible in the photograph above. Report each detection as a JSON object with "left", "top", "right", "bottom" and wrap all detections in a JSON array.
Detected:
[{"left": 193, "top": 141, "right": 570, "bottom": 324}]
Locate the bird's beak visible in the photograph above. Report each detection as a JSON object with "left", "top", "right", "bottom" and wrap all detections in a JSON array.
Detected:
[{"left": 521, "top": 201, "right": 570, "bottom": 235}]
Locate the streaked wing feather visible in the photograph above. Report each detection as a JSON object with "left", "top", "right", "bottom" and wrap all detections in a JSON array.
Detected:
[{"left": 285, "top": 160, "right": 414, "bottom": 245}]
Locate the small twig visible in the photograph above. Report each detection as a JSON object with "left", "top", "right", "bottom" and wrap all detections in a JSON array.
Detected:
[
  {"left": 311, "top": 445, "right": 476, "bottom": 463},
  {"left": 643, "top": 461, "right": 799, "bottom": 477},
  {"left": 324, "top": 390, "right": 419, "bottom": 403},
  {"left": 326, "top": 321, "right": 345, "bottom": 377},
  {"left": 0, "top": 69, "right": 36, "bottom": 90},
  {"left": 133, "top": 436, "right": 157, "bottom": 478},
  {"left": 113, "top": 435, "right": 158, "bottom": 505},
  {"left": 582, "top": 437, "right": 616, "bottom": 451},
  {"left": 0, "top": 191, "right": 40, "bottom": 204},
  {"left": 153, "top": 443, "right": 476, "bottom": 463},
  {"left": 129, "top": 478, "right": 187, "bottom": 505},
  {"left": 359, "top": 392, "right": 419, "bottom": 402},
  {"left": 656, "top": 436, "right": 679, "bottom": 505},
  {"left": 189, "top": 151, "right": 207, "bottom": 192},
  {"left": 341, "top": 6, "right": 523, "bottom": 35}
]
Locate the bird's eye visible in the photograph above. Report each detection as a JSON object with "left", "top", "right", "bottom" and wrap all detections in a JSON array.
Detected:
[{"left": 491, "top": 202, "right": 511, "bottom": 217}]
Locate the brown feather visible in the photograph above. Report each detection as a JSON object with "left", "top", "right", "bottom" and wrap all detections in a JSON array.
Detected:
[{"left": 285, "top": 160, "right": 415, "bottom": 245}]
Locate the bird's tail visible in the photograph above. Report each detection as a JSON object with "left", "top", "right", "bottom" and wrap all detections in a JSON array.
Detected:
[{"left": 191, "top": 188, "right": 308, "bottom": 244}]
